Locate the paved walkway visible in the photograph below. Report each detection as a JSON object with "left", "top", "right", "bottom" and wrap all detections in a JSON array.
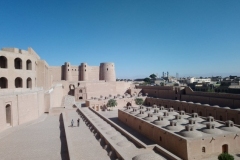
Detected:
[
  {"left": 0, "top": 114, "right": 69, "bottom": 160},
  {"left": 65, "top": 109, "right": 110, "bottom": 160}
]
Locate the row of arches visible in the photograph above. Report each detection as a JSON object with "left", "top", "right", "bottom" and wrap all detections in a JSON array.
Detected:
[
  {"left": 0, "top": 77, "right": 33, "bottom": 89},
  {"left": 0, "top": 56, "right": 32, "bottom": 70}
]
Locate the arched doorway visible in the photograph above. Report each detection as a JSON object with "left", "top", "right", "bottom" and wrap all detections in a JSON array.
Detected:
[
  {"left": 127, "top": 102, "right": 132, "bottom": 106},
  {"left": 14, "top": 58, "right": 22, "bottom": 69},
  {"left": 222, "top": 144, "right": 228, "bottom": 153},
  {"left": 26, "top": 60, "right": 32, "bottom": 70},
  {"left": 0, "top": 77, "right": 8, "bottom": 88},
  {"left": 6, "top": 104, "right": 11, "bottom": 126},
  {"left": 69, "top": 84, "right": 75, "bottom": 96},
  {"left": 0, "top": 56, "right": 7, "bottom": 68},
  {"left": 15, "top": 77, "right": 23, "bottom": 88},
  {"left": 27, "top": 77, "right": 32, "bottom": 88}
]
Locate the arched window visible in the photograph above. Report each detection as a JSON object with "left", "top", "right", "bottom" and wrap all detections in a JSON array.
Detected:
[
  {"left": 15, "top": 77, "right": 22, "bottom": 88},
  {"left": 79, "top": 89, "right": 82, "bottom": 93},
  {"left": 0, "top": 77, "right": 8, "bottom": 88},
  {"left": 202, "top": 147, "right": 205, "bottom": 153},
  {"left": 14, "top": 58, "right": 22, "bottom": 69},
  {"left": 26, "top": 77, "right": 32, "bottom": 88},
  {"left": 6, "top": 104, "right": 11, "bottom": 125},
  {"left": 26, "top": 60, "right": 32, "bottom": 70},
  {"left": 0, "top": 56, "right": 7, "bottom": 68}
]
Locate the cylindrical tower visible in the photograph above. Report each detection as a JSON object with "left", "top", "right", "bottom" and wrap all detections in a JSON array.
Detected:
[
  {"left": 81, "top": 63, "right": 88, "bottom": 81},
  {"left": 64, "top": 62, "right": 72, "bottom": 81},
  {"left": 100, "top": 62, "right": 116, "bottom": 81}
]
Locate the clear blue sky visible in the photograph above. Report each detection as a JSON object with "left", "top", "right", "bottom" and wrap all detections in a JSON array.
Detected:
[{"left": 1, "top": 0, "right": 240, "bottom": 79}]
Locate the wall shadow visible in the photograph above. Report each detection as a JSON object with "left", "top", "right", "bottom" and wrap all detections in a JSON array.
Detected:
[
  {"left": 59, "top": 114, "right": 70, "bottom": 160},
  {"left": 108, "top": 117, "right": 155, "bottom": 145}
]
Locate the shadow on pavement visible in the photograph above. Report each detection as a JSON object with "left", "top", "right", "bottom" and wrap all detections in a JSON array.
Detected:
[{"left": 59, "top": 114, "right": 70, "bottom": 160}]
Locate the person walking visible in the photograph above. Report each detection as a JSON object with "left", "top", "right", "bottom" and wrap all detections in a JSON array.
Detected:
[
  {"left": 77, "top": 118, "right": 80, "bottom": 127},
  {"left": 71, "top": 119, "right": 74, "bottom": 127}
]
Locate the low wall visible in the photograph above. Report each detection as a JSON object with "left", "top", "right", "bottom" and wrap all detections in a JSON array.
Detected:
[{"left": 0, "top": 89, "right": 45, "bottom": 132}]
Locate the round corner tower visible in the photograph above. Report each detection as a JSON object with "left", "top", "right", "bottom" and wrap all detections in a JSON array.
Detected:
[
  {"left": 80, "top": 62, "right": 88, "bottom": 81},
  {"left": 100, "top": 62, "right": 116, "bottom": 81},
  {"left": 64, "top": 62, "right": 72, "bottom": 81}
]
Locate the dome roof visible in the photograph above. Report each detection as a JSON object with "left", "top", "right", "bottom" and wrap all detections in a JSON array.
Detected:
[
  {"left": 188, "top": 123, "right": 205, "bottom": 129},
  {"left": 124, "top": 108, "right": 133, "bottom": 112},
  {"left": 168, "top": 111, "right": 179, "bottom": 116},
  {"left": 201, "top": 121, "right": 223, "bottom": 127},
  {"left": 188, "top": 117, "right": 204, "bottom": 122},
  {"left": 132, "top": 153, "right": 164, "bottom": 160},
  {"left": 165, "top": 124, "right": 185, "bottom": 132},
  {"left": 222, "top": 107, "right": 230, "bottom": 109},
  {"left": 195, "top": 103, "right": 201, "bottom": 105},
  {"left": 220, "top": 126, "right": 240, "bottom": 132},
  {"left": 129, "top": 110, "right": 138, "bottom": 115},
  {"left": 180, "top": 115, "right": 191, "bottom": 119},
  {"left": 143, "top": 115, "right": 158, "bottom": 122},
  {"left": 188, "top": 101, "right": 194, "bottom": 104},
  {"left": 212, "top": 105, "right": 220, "bottom": 108},
  {"left": 153, "top": 119, "right": 170, "bottom": 126},
  {"left": 152, "top": 112, "right": 164, "bottom": 116},
  {"left": 201, "top": 128, "right": 222, "bottom": 135},
  {"left": 135, "top": 112, "right": 148, "bottom": 118},
  {"left": 179, "top": 130, "right": 202, "bottom": 138},
  {"left": 203, "top": 104, "right": 210, "bottom": 106},
  {"left": 176, "top": 118, "right": 189, "bottom": 125}
]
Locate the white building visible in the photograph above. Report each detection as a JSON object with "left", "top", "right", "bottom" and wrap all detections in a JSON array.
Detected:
[{"left": 187, "top": 77, "right": 211, "bottom": 84}]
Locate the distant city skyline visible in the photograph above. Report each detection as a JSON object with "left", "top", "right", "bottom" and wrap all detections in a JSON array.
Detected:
[{"left": 1, "top": 0, "right": 240, "bottom": 79}]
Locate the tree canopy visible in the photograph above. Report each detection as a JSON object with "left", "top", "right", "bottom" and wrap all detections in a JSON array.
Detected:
[
  {"left": 149, "top": 74, "right": 157, "bottom": 79},
  {"left": 135, "top": 98, "right": 144, "bottom": 105},
  {"left": 107, "top": 99, "right": 117, "bottom": 110},
  {"left": 143, "top": 77, "right": 151, "bottom": 83},
  {"left": 218, "top": 153, "right": 234, "bottom": 160}
]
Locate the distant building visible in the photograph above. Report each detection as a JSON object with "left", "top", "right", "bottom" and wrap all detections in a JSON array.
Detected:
[{"left": 187, "top": 77, "right": 211, "bottom": 84}]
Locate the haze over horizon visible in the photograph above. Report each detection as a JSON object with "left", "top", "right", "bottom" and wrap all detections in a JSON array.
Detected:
[{"left": 1, "top": 0, "right": 240, "bottom": 79}]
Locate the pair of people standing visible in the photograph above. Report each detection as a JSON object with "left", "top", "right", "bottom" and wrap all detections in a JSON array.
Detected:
[{"left": 71, "top": 118, "right": 80, "bottom": 127}]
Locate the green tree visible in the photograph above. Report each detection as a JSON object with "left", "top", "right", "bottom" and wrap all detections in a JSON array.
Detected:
[
  {"left": 144, "top": 77, "right": 151, "bottom": 83},
  {"left": 218, "top": 153, "right": 234, "bottom": 160},
  {"left": 149, "top": 74, "right": 157, "bottom": 79},
  {"left": 135, "top": 98, "right": 144, "bottom": 106},
  {"left": 107, "top": 99, "right": 117, "bottom": 111}
]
